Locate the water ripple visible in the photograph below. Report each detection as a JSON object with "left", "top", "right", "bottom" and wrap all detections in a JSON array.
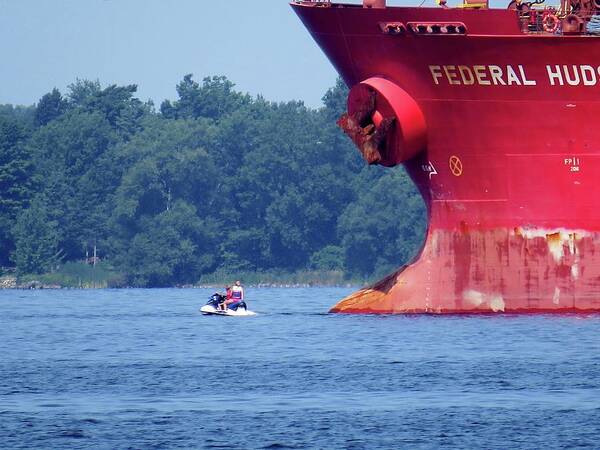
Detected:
[{"left": 1, "top": 287, "right": 600, "bottom": 449}]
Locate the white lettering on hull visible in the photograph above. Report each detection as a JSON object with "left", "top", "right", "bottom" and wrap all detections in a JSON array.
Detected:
[{"left": 429, "top": 64, "right": 600, "bottom": 87}]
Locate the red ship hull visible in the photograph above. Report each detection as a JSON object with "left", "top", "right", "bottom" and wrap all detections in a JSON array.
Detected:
[{"left": 292, "top": 2, "right": 600, "bottom": 313}]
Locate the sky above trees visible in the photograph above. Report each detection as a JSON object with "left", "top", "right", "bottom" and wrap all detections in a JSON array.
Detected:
[
  {"left": 0, "top": 0, "right": 348, "bottom": 108},
  {"left": 0, "top": 0, "right": 516, "bottom": 109}
]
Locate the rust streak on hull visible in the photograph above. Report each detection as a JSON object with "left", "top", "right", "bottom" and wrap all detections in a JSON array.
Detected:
[{"left": 332, "top": 228, "right": 600, "bottom": 313}]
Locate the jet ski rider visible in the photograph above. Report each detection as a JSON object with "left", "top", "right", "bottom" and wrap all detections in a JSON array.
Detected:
[
  {"left": 225, "top": 280, "right": 244, "bottom": 310},
  {"left": 210, "top": 291, "right": 227, "bottom": 311},
  {"left": 217, "top": 285, "right": 232, "bottom": 311}
]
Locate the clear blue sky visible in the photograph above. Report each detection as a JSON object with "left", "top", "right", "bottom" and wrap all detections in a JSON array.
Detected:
[
  {"left": 7, "top": 0, "right": 512, "bottom": 108},
  {"left": 0, "top": 0, "right": 370, "bottom": 109}
]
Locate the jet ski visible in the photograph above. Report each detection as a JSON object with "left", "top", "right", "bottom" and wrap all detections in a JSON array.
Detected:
[{"left": 200, "top": 293, "right": 256, "bottom": 316}]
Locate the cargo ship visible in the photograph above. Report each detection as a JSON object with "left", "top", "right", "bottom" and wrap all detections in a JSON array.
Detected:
[{"left": 292, "top": 0, "right": 600, "bottom": 313}]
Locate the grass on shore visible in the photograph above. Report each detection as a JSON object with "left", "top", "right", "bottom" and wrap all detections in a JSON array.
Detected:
[
  {"left": 18, "top": 261, "right": 126, "bottom": 288},
  {"left": 199, "top": 269, "right": 363, "bottom": 287},
  {"left": 12, "top": 265, "right": 367, "bottom": 289}
]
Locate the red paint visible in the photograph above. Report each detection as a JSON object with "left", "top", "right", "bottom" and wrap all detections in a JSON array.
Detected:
[{"left": 291, "top": 1, "right": 600, "bottom": 313}]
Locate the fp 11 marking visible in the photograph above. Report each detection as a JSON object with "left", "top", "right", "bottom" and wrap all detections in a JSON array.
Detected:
[{"left": 564, "top": 156, "right": 581, "bottom": 172}]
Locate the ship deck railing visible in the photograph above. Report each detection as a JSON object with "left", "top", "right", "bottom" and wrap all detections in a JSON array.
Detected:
[
  {"left": 295, "top": 0, "right": 600, "bottom": 36},
  {"left": 518, "top": 8, "right": 600, "bottom": 35}
]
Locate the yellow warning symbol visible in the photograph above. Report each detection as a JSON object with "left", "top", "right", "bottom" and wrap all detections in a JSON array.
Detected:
[{"left": 449, "top": 155, "right": 463, "bottom": 177}]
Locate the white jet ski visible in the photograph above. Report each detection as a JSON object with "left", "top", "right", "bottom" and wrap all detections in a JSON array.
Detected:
[
  {"left": 200, "top": 293, "right": 256, "bottom": 316},
  {"left": 200, "top": 304, "right": 256, "bottom": 316}
]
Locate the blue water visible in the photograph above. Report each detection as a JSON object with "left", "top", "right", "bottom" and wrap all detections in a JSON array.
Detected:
[{"left": 1, "top": 288, "right": 600, "bottom": 449}]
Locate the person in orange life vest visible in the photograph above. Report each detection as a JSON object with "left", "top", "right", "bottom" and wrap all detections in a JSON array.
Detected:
[{"left": 226, "top": 280, "right": 244, "bottom": 310}]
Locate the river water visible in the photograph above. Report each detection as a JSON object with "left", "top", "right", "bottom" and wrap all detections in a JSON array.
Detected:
[{"left": 1, "top": 287, "right": 600, "bottom": 449}]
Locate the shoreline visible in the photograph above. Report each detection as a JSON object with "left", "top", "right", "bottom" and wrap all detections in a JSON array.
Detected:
[
  {"left": 1, "top": 284, "right": 361, "bottom": 290},
  {"left": 0, "top": 275, "right": 362, "bottom": 290},
  {"left": 0, "top": 268, "right": 368, "bottom": 290}
]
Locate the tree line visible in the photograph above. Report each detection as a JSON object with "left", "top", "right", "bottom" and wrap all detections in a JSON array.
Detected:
[{"left": 0, "top": 75, "right": 426, "bottom": 286}]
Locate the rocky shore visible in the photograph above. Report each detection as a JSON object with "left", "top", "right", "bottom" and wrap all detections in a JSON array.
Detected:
[
  {"left": 0, "top": 276, "right": 62, "bottom": 289},
  {"left": 0, "top": 276, "right": 16, "bottom": 289}
]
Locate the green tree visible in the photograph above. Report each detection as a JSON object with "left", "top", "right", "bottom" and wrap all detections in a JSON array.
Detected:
[
  {"left": 321, "top": 77, "right": 349, "bottom": 122},
  {"left": 67, "top": 79, "right": 148, "bottom": 136},
  {"left": 122, "top": 201, "right": 216, "bottom": 287},
  {"left": 34, "top": 88, "right": 67, "bottom": 126},
  {"left": 338, "top": 168, "right": 426, "bottom": 278},
  {"left": 109, "top": 118, "right": 220, "bottom": 280},
  {"left": 28, "top": 110, "right": 118, "bottom": 259},
  {"left": 12, "top": 198, "right": 61, "bottom": 275},
  {"left": 309, "top": 245, "right": 344, "bottom": 271},
  {"left": 162, "top": 74, "right": 250, "bottom": 121},
  {"left": 0, "top": 104, "right": 35, "bottom": 126},
  {"left": 0, "top": 74, "right": 429, "bottom": 285},
  {"left": 0, "top": 116, "right": 33, "bottom": 265},
  {"left": 237, "top": 99, "right": 357, "bottom": 269}
]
